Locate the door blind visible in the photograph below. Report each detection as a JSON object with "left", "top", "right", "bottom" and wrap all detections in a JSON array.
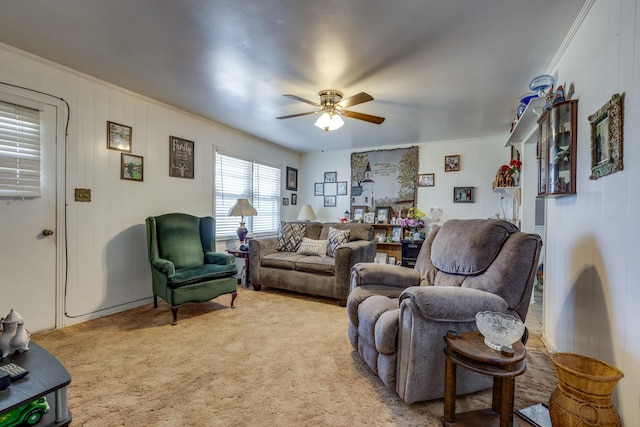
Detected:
[{"left": 0, "top": 100, "right": 41, "bottom": 198}]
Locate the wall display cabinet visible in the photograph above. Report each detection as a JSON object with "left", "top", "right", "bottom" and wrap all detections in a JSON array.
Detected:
[{"left": 537, "top": 100, "right": 578, "bottom": 197}]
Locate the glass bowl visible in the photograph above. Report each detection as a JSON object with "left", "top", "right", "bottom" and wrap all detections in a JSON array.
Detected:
[
  {"left": 475, "top": 311, "right": 525, "bottom": 351},
  {"left": 529, "top": 74, "right": 555, "bottom": 94}
]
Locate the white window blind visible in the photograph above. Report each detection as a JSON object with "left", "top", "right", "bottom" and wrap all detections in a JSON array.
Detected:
[
  {"left": 0, "top": 100, "right": 41, "bottom": 198},
  {"left": 215, "top": 152, "right": 281, "bottom": 238}
]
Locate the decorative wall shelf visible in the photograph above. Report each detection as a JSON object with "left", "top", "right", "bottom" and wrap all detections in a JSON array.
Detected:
[
  {"left": 493, "top": 186, "right": 521, "bottom": 205},
  {"left": 505, "top": 98, "right": 546, "bottom": 147}
]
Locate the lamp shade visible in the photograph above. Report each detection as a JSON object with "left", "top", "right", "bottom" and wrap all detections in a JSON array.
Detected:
[
  {"left": 228, "top": 198, "right": 257, "bottom": 217},
  {"left": 297, "top": 205, "right": 317, "bottom": 221},
  {"left": 314, "top": 112, "right": 344, "bottom": 131}
]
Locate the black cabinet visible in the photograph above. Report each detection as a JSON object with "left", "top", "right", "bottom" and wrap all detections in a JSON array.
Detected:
[{"left": 401, "top": 240, "right": 423, "bottom": 268}]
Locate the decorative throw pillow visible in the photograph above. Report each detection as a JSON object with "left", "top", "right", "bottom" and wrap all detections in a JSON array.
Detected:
[
  {"left": 326, "top": 227, "right": 350, "bottom": 257},
  {"left": 296, "top": 238, "right": 328, "bottom": 257},
  {"left": 276, "top": 222, "right": 307, "bottom": 252}
]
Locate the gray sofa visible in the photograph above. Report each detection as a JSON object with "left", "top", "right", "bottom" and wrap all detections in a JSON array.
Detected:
[{"left": 249, "top": 222, "right": 376, "bottom": 305}]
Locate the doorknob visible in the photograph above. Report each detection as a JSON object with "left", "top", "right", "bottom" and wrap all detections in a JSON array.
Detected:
[{"left": 42, "top": 229, "right": 54, "bottom": 236}]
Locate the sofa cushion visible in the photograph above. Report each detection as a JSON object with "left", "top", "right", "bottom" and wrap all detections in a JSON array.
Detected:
[
  {"left": 327, "top": 227, "right": 350, "bottom": 257},
  {"left": 276, "top": 222, "right": 307, "bottom": 252},
  {"left": 430, "top": 219, "right": 517, "bottom": 275},
  {"left": 261, "top": 252, "right": 306, "bottom": 270},
  {"left": 168, "top": 263, "right": 238, "bottom": 288},
  {"left": 303, "top": 222, "right": 324, "bottom": 240},
  {"left": 296, "top": 237, "right": 328, "bottom": 257},
  {"left": 319, "top": 222, "right": 372, "bottom": 241},
  {"left": 295, "top": 256, "right": 335, "bottom": 275}
]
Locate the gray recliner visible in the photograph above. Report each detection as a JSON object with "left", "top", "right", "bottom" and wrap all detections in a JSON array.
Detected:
[{"left": 347, "top": 219, "right": 542, "bottom": 403}]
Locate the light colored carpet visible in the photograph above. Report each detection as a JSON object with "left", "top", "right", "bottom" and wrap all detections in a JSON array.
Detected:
[{"left": 32, "top": 287, "right": 556, "bottom": 426}]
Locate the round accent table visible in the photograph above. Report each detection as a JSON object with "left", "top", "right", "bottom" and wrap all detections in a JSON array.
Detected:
[{"left": 442, "top": 330, "right": 526, "bottom": 427}]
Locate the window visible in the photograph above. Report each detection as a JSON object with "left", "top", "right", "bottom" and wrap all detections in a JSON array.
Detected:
[
  {"left": 0, "top": 99, "right": 41, "bottom": 197},
  {"left": 215, "top": 151, "right": 281, "bottom": 239}
]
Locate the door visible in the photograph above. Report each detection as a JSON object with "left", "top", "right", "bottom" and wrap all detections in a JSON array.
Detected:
[{"left": 0, "top": 104, "right": 57, "bottom": 333}]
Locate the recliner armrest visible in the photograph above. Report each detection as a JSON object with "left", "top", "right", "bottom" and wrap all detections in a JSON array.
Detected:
[
  {"left": 205, "top": 251, "right": 235, "bottom": 265},
  {"left": 399, "top": 286, "right": 508, "bottom": 322},
  {"left": 351, "top": 262, "right": 420, "bottom": 291},
  {"left": 151, "top": 257, "right": 175, "bottom": 276}
]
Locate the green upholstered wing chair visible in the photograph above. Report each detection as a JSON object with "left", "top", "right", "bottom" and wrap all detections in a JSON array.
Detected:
[{"left": 145, "top": 213, "right": 238, "bottom": 325}]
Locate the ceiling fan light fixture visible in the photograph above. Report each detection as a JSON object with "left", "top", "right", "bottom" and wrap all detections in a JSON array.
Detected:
[{"left": 314, "top": 112, "right": 344, "bottom": 131}]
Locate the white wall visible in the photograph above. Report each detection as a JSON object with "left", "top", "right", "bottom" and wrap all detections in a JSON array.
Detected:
[
  {"left": 539, "top": 0, "right": 638, "bottom": 422},
  {"left": 0, "top": 43, "right": 300, "bottom": 325},
  {"left": 300, "top": 137, "right": 514, "bottom": 224}
]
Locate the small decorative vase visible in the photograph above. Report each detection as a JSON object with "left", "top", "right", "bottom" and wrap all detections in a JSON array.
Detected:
[
  {"left": 549, "top": 353, "right": 623, "bottom": 427},
  {"left": 511, "top": 170, "right": 519, "bottom": 186},
  {"left": 236, "top": 222, "right": 248, "bottom": 244}
]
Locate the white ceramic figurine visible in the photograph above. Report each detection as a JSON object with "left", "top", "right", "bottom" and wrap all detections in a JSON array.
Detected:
[{"left": 0, "top": 308, "right": 31, "bottom": 358}]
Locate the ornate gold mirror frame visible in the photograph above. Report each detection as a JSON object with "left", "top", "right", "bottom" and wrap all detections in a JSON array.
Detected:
[{"left": 588, "top": 93, "right": 623, "bottom": 179}]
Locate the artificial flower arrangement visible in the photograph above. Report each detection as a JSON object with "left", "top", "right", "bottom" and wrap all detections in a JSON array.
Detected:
[
  {"left": 500, "top": 159, "right": 522, "bottom": 175},
  {"left": 401, "top": 207, "right": 426, "bottom": 229},
  {"left": 400, "top": 206, "right": 443, "bottom": 239}
]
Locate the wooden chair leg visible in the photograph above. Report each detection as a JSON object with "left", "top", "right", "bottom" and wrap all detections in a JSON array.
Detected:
[
  {"left": 230, "top": 291, "right": 237, "bottom": 308},
  {"left": 153, "top": 294, "right": 158, "bottom": 308},
  {"left": 170, "top": 305, "right": 181, "bottom": 326}
]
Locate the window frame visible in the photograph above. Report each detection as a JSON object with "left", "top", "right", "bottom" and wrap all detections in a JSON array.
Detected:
[{"left": 215, "top": 150, "right": 281, "bottom": 240}]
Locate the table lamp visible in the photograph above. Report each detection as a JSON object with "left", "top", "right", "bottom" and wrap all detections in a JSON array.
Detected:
[
  {"left": 229, "top": 198, "right": 257, "bottom": 246},
  {"left": 297, "top": 205, "right": 317, "bottom": 221}
]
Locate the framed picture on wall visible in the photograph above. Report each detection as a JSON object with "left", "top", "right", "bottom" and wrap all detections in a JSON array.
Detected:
[
  {"left": 417, "top": 173, "right": 434, "bottom": 187},
  {"left": 324, "top": 195, "right": 336, "bottom": 207},
  {"left": 324, "top": 171, "right": 337, "bottom": 182},
  {"left": 589, "top": 93, "right": 623, "bottom": 179},
  {"left": 282, "top": 197, "right": 289, "bottom": 206},
  {"left": 453, "top": 186, "right": 474, "bottom": 203},
  {"left": 314, "top": 182, "right": 324, "bottom": 196},
  {"left": 169, "top": 136, "right": 194, "bottom": 179},
  {"left": 445, "top": 155, "right": 460, "bottom": 172},
  {"left": 121, "top": 153, "right": 143, "bottom": 181},
  {"left": 107, "top": 121, "right": 132, "bottom": 152},
  {"left": 291, "top": 193, "right": 297, "bottom": 205},
  {"left": 337, "top": 181, "right": 348, "bottom": 195},
  {"left": 286, "top": 166, "right": 298, "bottom": 190}
]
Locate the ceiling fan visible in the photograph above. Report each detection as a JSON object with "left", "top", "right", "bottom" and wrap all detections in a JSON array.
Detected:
[{"left": 276, "top": 89, "right": 385, "bottom": 131}]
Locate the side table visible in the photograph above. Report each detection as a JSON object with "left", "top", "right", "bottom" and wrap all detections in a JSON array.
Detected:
[
  {"left": 0, "top": 342, "right": 72, "bottom": 426},
  {"left": 442, "top": 330, "right": 526, "bottom": 427},
  {"left": 227, "top": 249, "right": 250, "bottom": 287}
]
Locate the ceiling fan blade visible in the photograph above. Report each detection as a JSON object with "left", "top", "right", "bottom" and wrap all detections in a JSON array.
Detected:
[
  {"left": 338, "top": 92, "right": 374, "bottom": 108},
  {"left": 276, "top": 111, "right": 317, "bottom": 120},
  {"left": 343, "top": 110, "right": 385, "bottom": 124},
  {"left": 283, "top": 94, "right": 321, "bottom": 107}
]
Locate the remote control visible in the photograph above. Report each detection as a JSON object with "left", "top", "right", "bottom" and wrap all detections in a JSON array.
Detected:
[{"left": 0, "top": 362, "right": 29, "bottom": 381}]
